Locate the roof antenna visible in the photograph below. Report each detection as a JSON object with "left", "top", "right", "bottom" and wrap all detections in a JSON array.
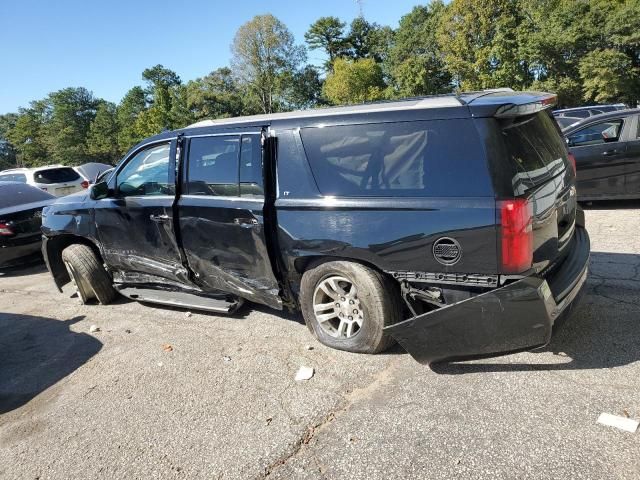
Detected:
[{"left": 355, "top": 0, "right": 364, "bottom": 18}]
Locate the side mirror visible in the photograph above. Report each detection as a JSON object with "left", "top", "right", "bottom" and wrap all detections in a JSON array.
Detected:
[{"left": 90, "top": 181, "right": 110, "bottom": 200}]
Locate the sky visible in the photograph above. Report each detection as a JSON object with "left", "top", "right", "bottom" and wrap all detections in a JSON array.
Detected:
[{"left": 0, "top": 0, "right": 423, "bottom": 114}]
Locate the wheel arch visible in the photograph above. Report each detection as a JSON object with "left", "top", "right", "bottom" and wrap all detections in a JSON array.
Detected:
[{"left": 44, "top": 234, "right": 105, "bottom": 291}]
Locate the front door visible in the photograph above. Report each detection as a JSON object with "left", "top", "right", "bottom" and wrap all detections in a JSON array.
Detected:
[
  {"left": 177, "top": 132, "right": 281, "bottom": 309},
  {"left": 95, "top": 139, "right": 189, "bottom": 287},
  {"left": 567, "top": 118, "right": 628, "bottom": 198}
]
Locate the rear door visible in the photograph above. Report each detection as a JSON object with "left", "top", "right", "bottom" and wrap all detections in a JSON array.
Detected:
[
  {"left": 176, "top": 131, "right": 281, "bottom": 309},
  {"left": 95, "top": 139, "right": 189, "bottom": 286},
  {"left": 624, "top": 114, "right": 640, "bottom": 196},
  {"left": 567, "top": 117, "right": 628, "bottom": 198}
]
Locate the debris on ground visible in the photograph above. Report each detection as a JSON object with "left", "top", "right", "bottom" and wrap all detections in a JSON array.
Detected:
[
  {"left": 266, "top": 417, "right": 273, "bottom": 426},
  {"left": 162, "top": 344, "right": 174, "bottom": 352},
  {"left": 222, "top": 355, "right": 231, "bottom": 362},
  {"left": 304, "top": 345, "right": 314, "bottom": 351},
  {"left": 125, "top": 329, "right": 132, "bottom": 334},
  {"left": 295, "top": 366, "right": 314, "bottom": 381},
  {"left": 89, "top": 325, "right": 100, "bottom": 333},
  {"left": 185, "top": 311, "right": 192, "bottom": 317},
  {"left": 597, "top": 412, "right": 639, "bottom": 433}
]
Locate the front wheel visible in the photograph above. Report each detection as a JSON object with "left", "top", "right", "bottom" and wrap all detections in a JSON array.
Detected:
[
  {"left": 299, "top": 261, "right": 401, "bottom": 354},
  {"left": 61, "top": 244, "right": 117, "bottom": 305}
]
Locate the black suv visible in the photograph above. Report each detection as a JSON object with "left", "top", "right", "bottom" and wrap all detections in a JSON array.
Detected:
[{"left": 41, "top": 90, "right": 590, "bottom": 364}]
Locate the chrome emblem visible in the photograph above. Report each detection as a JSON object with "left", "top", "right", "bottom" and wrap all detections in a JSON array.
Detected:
[{"left": 433, "top": 237, "right": 462, "bottom": 265}]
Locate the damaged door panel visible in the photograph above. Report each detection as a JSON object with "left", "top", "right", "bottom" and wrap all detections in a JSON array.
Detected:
[{"left": 176, "top": 133, "right": 281, "bottom": 309}]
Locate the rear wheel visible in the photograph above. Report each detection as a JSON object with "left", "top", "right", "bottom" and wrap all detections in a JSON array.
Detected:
[
  {"left": 300, "top": 261, "right": 400, "bottom": 354},
  {"left": 61, "top": 244, "right": 117, "bottom": 305}
]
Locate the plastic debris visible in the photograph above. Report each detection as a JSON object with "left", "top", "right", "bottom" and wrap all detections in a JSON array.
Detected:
[
  {"left": 162, "top": 344, "right": 173, "bottom": 352},
  {"left": 223, "top": 355, "right": 232, "bottom": 362},
  {"left": 89, "top": 325, "right": 100, "bottom": 333},
  {"left": 295, "top": 366, "right": 314, "bottom": 381},
  {"left": 597, "top": 413, "right": 639, "bottom": 433},
  {"left": 185, "top": 311, "right": 192, "bottom": 317}
]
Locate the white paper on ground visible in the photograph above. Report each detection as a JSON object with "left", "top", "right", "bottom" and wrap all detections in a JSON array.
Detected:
[
  {"left": 597, "top": 413, "right": 639, "bottom": 433},
  {"left": 295, "top": 366, "right": 314, "bottom": 381}
]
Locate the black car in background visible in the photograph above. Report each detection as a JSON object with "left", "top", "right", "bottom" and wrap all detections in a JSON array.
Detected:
[
  {"left": 564, "top": 108, "right": 640, "bottom": 200},
  {"left": 0, "top": 182, "right": 55, "bottom": 268}
]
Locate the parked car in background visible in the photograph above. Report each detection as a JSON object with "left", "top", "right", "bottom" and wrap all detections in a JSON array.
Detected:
[
  {"left": 0, "top": 182, "right": 55, "bottom": 268},
  {"left": 41, "top": 90, "right": 589, "bottom": 364},
  {"left": 0, "top": 165, "right": 88, "bottom": 196},
  {"left": 554, "top": 103, "right": 626, "bottom": 120},
  {"left": 73, "top": 163, "right": 113, "bottom": 184},
  {"left": 564, "top": 108, "right": 640, "bottom": 200},
  {"left": 555, "top": 116, "right": 582, "bottom": 130}
]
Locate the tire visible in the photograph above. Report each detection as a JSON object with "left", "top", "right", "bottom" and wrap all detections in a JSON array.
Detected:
[
  {"left": 61, "top": 244, "right": 117, "bottom": 305},
  {"left": 299, "top": 261, "right": 401, "bottom": 354}
]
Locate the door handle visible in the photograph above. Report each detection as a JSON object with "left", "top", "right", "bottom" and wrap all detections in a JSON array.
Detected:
[
  {"left": 602, "top": 149, "right": 619, "bottom": 156},
  {"left": 233, "top": 217, "right": 258, "bottom": 227},
  {"left": 149, "top": 214, "right": 170, "bottom": 222}
]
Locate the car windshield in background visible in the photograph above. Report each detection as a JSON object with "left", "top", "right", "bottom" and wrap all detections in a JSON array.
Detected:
[
  {"left": 0, "top": 182, "right": 54, "bottom": 208},
  {"left": 501, "top": 112, "right": 568, "bottom": 192},
  {"left": 0, "top": 173, "right": 27, "bottom": 183},
  {"left": 33, "top": 167, "right": 80, "bottom": 184}
]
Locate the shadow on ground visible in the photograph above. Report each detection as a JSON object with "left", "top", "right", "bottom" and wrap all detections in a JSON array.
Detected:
[
  {"left": 0, "top": 258, "right": 47, "bottom": 277},
  {"left": 432, "top": 251, "right": 640, "bottom": 374},
  {"left": 0, "top": 314, "right": 102, "bottom": 414},
  {"left": 580, "top": 199, "right": 640, "bottom": 210}
]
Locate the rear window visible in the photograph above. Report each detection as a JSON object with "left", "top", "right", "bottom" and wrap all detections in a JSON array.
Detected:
[
  {"left": 33, "top": 167, "right": 80, "bottom": 184},
  {"left": 500, "top": 112, "right": 569, "bottom": 190},
  {"left": 0, "top": 173, "right": 27, "bottom": 183},
  {"left": 0, "top": 182, "right": 54, "bottom": 208},
  {"left": 300, "top": 119, "right": 491, "bottom": 197}
]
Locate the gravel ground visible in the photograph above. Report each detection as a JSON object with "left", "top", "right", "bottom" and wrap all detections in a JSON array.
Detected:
[{"left": 0, "top": 202, "right": 638, "bottom": 479}]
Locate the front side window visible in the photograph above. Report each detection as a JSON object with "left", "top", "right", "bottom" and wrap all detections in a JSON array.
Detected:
[
  {"left": 186, "top": 136, "right": 240, "bottom": 196},
  {"left": 0, "top": 173, "right": 27, "bottom": 183},
  {"left": 568, "top": 120, "right": 624, "bottom": 147},
  {"left": 116, "top": 143, "right": 172, "bottom": 197}
]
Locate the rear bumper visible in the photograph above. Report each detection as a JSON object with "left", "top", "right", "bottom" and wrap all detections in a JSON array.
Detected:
[
  {"left": 0, "top": 235, "right": 42, "bottom": 268},
  {"left": 385, "top": 226, "right": 590, "bottom": 364}
]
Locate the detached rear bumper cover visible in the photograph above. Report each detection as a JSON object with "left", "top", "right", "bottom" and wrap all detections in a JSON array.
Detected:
[{"left": 385, "top": 227, "right": 590, "bottom": 364}]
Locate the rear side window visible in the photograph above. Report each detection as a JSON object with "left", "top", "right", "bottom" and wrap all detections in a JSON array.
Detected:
[
  {"left": 0, "top": 183, "right": 53, "bottom": 208},
  {"left": 500, "top": 112, "right": 569, "bottom": 188},
  {"left": 300, "top": 119, "right": 491, "bottom": 197},
  {"left": 187, "top": 136, "right": 240, "bottom": 196},
  {"left": 33, "top": 167, "right": 80, "bottom": 184},
  {"left": 0, "top": 173, "right": 27, "bottom": 183}
]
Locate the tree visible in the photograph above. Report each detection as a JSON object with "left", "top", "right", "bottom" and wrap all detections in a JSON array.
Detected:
[
  {"left": 7, "top": 102, "right": 49, "bottom": 167},
  {"left": 116, "top": 86, "right": 147, "bottom": 154},
  {"left": 304, "top": 16, "right": 349, "bottom": 71},
  {"left": 579, "top": 49, "right": 638, "bottom": 104},
  {"left": 386, "top": 2, "right": 452, "bottom": 97},
  {"left": 0, "top": 113, "right": 18, "bottom": 170},
  {"left": 282, "top": 65, "right": 325, "bottom": 109},
  {"left": 86, "top": 101, "right": 119, "bottom": 164},
  {"left": 437, "top": 0, "right": 531, "bottom": 90},
  {"left": 186, "top": 67, "right": 246, "bottom": 120},
  {"left": 346, "top": 18, "right": 393, "bottom": 64},
  {"left": 231, "top": 14, "right": 306, "bottom": 113},
  {"left": 323, "top": 57, "right": 386, "bottom": 105},
  {"left": 41, "top": 87, "right": 99, "bottom": 165}
]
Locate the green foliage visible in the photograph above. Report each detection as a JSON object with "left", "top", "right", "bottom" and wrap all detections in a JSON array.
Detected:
[
  {"left": 386, "top": 2, "right": 451, "bottom": 96},
  {"left": 323, "top": 58, "right": 385, "bottom": 105},
  {"left": 231, "top": 14, "right": 306, "bottom": 113},
  {"left": 304, "top": 17, "right": 349, "bottom": 70},
  {"left": 116, "top": 86, "right": 147, "bottom": 154},
  {"left": 186, "top": 68, "right": 246, "bottom": 120},
  {"left": 579, "top": 49, "right": 638, "bottom": 104},
  {"left": 86, "top": 101, "right": 119, "bottom": 164},
  {"left": 0, "top": 113, "right": 18, "bottom": 169}
]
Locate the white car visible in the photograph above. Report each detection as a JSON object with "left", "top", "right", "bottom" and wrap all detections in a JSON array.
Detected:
[{"left": 0, "top": 165, "right": 88, "bottom": 197}]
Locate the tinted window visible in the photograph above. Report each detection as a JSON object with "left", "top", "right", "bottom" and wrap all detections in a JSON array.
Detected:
[
  {"left": 501, "top": 112, "right": 569, "bottom": 189},
  {"left": 117, "top": 143, "right": 171, "bottom": 197},
  {"left": 33, "top": 167, "right": 80, "bottom": 184},
  {"left": 300, "top": 120, "right": 490, "bottom": 197},
  {"left": 556, "top": 117, "right": 580, "bottom": 129},
  {"left": 0, "top": 173, "right": 27, "bottom": 183},
  {"left": 187, "top": 136, "right": 239, "bottom": 196},
  {"left": 239, "top": 136, "right": 264, "bottom": 197},
  {"left": 568, "top": 120, "right": 624, "bottom": 147},
  {"left": 0, "top": 182, "right": 54, "bottom": 208},
  {"left": 570, "top": 110, "right": 590, "bottom": 119}
]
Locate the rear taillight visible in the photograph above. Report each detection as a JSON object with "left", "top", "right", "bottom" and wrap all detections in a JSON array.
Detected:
[
  {"left": 0, "top": 221, "right": 14, "bottom": 236},
  {"left": 498, "top": 199, "right": 533, "bottom": 274},
  {"left": 567, "top": 152, "right": 577, "bottom": 176},
  {"left": 81, "top": 180, "right": 89, "bottom": 189}
]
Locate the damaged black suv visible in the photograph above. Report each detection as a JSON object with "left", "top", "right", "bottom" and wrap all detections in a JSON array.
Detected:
[{"left": 41, "top": 90, "right": 590, "bottom": 364}]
